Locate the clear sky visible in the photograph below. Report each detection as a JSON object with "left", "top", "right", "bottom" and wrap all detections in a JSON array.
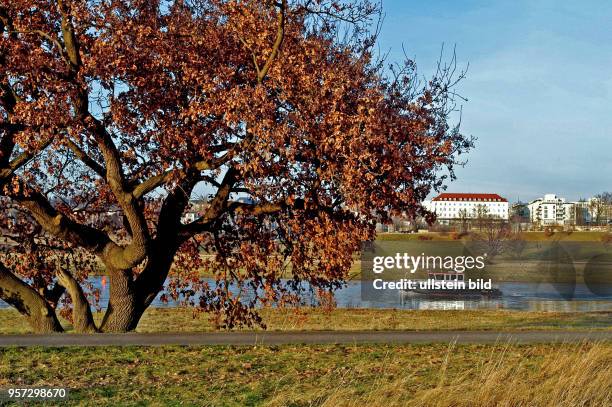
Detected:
[{"left": 377, "top": 0, "right": 612, "bottom": 202}]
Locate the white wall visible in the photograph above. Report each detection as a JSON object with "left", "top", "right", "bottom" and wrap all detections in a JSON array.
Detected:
[
  {"left": 425, "top": 199, "right": 508, "bottom": 220},
  {"left": 528, "top": 194, "right": 574, "bottom": 225}
]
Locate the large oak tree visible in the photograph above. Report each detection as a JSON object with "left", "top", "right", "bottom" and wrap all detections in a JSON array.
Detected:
[{"left": 0, "top": 0, "right": 473, "bottom": 332}]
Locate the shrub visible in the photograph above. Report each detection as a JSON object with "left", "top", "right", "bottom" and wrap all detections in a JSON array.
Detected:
[{"left": 450, "top": 231, "right": 468, "bottom": 240}]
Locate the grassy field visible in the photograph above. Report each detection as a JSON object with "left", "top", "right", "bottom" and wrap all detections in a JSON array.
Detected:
[
  {"left": 2, "top": 307, "right": 611, "bottom": 405},
  {"left": 1, "top": 308, "right": 611, "bottom": 334},
  {"left": 0, "top": 342, "right": 610, "bottom": 406},
  {"left": 83, "top": 231, "right": 609, "bottom": 278}
]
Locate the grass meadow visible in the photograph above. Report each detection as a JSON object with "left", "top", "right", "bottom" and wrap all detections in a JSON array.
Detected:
[
  {"left": 0, "top": 342, "right": 610, "bottom": 406},
  {"left": 1, "top": 308, "right": 611, "bottom": 334}
]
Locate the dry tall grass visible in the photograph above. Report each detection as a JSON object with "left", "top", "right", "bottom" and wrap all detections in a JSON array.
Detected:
[
  {"left": 267, "top": 342, "right": 612, "bottom": 407},
  {"left": 412, "top": 342, "right": 612, "bottom": 407}
]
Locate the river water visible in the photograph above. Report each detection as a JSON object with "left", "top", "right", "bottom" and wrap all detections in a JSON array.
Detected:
[{"left": 1, "top": 277, "right": 611, "bottom": 312}]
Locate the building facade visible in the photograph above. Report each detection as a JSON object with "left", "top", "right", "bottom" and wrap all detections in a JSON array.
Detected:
[
  {"left": 423, "top": 193, "right": 509, "bottom": 224},
  {"left": 527, "top": 194, "right": 574, "bottom": 226}
]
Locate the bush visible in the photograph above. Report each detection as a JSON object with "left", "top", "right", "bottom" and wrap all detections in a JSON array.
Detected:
[
  {"left": 429, "top": 224, "right": 452, "bottom": 233},
  {"left": 418, "top": 235, "right": 434, "bottom": 241},
  {"left": 450, "top": 231, "right": 469, "bottom": 240}
]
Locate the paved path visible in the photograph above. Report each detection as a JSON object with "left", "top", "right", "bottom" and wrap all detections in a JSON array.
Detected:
[{"left": 0, "top": 330, "right": 610, "bottom": 346}]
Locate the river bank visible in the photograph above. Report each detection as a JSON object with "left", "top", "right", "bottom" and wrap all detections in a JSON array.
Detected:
[{"left": 1, "top": 308, "right": 611, "bottom": 335}]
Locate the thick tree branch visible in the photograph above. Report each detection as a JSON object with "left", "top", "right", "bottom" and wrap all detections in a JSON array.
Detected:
[
  {"left": 194, "top": 153, "right": 232, "bottom": 171},
  {"left": 227, "top": 197, "right": 337, "bottom": 218},
  {"left": 132, "top": 148, "right": 237, "bottom": 200},
  {"left": 228, "top": 200, "right": 283, "bottom": 215},
  {"left": 13, "top": 188, "right": 110, "bottom": 254},
  {"left": 57, "top": 0, "right": 81, "bottom": 68},
  {"left": 0, "top": 8, "right": 113, "bottom": 270},
  {"left": 56, "top": 267, "right": 97, "bottom": 333},
  {"left": 132, "top": 169, "right": 175, "bottom": 199},
  {"left": 77, "top": 119, "right": 151, "bottom": 270},
  {"left": 136, "top": 174, "right": 200, "bottom": 305},
  {"left": 0, "top": 261, "right": 64, "bottom": 332},
  {"left": 52, "top": 4, "right": 151, "bottom": 269}
]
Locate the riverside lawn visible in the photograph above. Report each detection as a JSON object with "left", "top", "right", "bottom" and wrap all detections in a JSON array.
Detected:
[
  {"left": 0, "top": 342, "right": 610, "bottom": 406},
  {"left": 2, "top": 304, "right": 610, "bottom": 405},
  {"left": 1, "top": 308, "right": 611, "bottom": 334}
]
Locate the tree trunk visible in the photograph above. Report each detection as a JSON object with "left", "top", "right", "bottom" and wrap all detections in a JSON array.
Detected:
[
  {"left": 99, "top": 268, "right": 143, "bottom": 332},
  {"left": 0, "top": 263, "right": 63, "bottom": 333}
]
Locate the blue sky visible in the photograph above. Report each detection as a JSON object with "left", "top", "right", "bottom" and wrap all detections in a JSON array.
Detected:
[{"left": 377, "top": 0, "right": 612, "bottom": 202}]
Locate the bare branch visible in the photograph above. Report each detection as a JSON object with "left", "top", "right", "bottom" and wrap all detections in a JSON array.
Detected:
[
  {"left": 0, "top": 137, "right": 54, "bottom": 180},
  {"left": 9, "top": 29, "right": 66, "bottom": 59},
  {"left": 65, "top": 139, "right": 106, "bottom": 178},
  {"left": 179, "top": 167, "right": 240, "bottom": 237},
  {"left": 257, "top": 0, "right": 286, "bottom": 83}
]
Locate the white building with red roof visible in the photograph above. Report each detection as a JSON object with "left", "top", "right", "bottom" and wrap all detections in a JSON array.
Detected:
[{"left": 423, "top": 193, "right": 509, "bottom": 223}]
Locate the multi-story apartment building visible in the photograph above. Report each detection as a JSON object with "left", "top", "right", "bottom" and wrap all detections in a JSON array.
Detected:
[
  {"left": 524, "top": 194, "right": 612, "bottom": 227},
  {"left": 527, "top": 194, "right": 574, "bottom": 225},
  {"left": 423, "top": 193, "right": 509, "bottom": 223}
]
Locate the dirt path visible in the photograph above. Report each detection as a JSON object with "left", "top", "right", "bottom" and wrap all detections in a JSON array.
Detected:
[{"left": 0, "top": 330, "right": 610, "bottom": 346}]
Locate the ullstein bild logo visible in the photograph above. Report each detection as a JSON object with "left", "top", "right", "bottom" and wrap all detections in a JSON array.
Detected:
[{"left": 371, "top": 278, "right": 494, "bottom": 291}]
